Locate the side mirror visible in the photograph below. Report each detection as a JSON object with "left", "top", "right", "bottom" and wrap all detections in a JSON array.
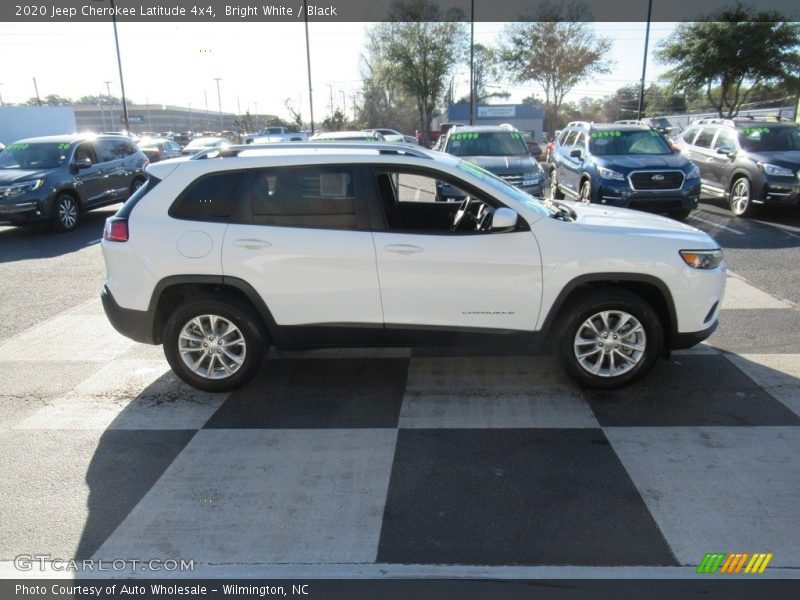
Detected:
[
  {"left": 569, "top": 149, "right": 583, "bottom": 160},
  {"left": 716, "top": 146, "right": 734, "bottom": 156},
  {"left": 492, "top": 207, "right": 518, "bottom": 232},
  {"left": 74, "top": 157, "right": 92, "bottom": 169}
]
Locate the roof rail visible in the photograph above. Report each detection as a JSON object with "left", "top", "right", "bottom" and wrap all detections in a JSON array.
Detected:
[
  {"left": 566, "top": 121, "right": 593, "bottom": 129},
  {"left": 189, "top": 142, "right": 435, "bottom": 161},
  {"left": 691, "top": 117, "right": 735, "bottom": 127}
]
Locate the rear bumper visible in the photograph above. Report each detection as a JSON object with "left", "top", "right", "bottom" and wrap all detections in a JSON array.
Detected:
[{"left": 101, "top": 285, "right": 157, "bottom": 344}]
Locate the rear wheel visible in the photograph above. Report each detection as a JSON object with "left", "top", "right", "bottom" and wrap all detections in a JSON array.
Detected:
[
  {"left": 52, "top": 193, "right": 80, "bottom": 232},
  {"left": 163, "top": 296, "right": 267, "bottom": 392},
  {"left": 557, "top": 290, "right": 663, "bottom": 389},
  {"left": 729, "top": 177, "right": 758, "bottom": 218}
]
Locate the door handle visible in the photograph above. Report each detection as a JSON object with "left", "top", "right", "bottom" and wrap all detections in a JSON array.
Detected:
[
  {"left": 232, "top": 238, "right": 272, "bottom": 250},
  {"left": 384, "top": 244, "right": 423, "bottom": 255}
]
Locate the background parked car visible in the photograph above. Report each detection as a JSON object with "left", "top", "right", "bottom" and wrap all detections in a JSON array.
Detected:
[
  {"left": 437, "top": 125, "right": 545, "bottom": 200},
  {"left": 520, "top": 131, "right": 544, "bottom": 160},
  {"left": 309, "top": 131, "right": 385, "bottom": 142},
  {"left": 137, "top": 138, "right": 182, "bottom": 163},
  {"left": 0, "top": 134, "right": 148, "bottom": 231},
  {"left": 179, "top": 136, "right": 230, "bottom": 156},
  {"left": 549, "top": 121, "right": 700, "bottom": 220},
  {"left": 363, "top": 128, "right": 418, "bottom": 144},
  {"left": 674, "top": 118, "right": 800, "bottom": 217}
]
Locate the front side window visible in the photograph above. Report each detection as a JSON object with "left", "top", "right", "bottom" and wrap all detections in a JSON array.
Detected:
[
  {"left": 692, "top": 127, "right": 717, "bottom": 149},
  {"left": 171, "top": 171, "right": 245, "bottom": 221},
  {"left": 96, "top": 139, "right": 134, "bottom": 162},
  {"left": 243, "top": 165, "right": 358, "bottom": 230},
  {"left": 713, "top": 129, "right": 737, "bottom": 151}
]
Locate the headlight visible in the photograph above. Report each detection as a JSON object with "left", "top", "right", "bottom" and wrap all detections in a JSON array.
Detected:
[
  {"left": 522, "top": 172, "right": 543, "bottom": 186},
  {"left": 686, "top": 164, "right": 700, "bottom": 179},
  {"left": 597, "top": 166, "right": 625, "bottom": 181},
  {"left": 758, "top": 163, "right": 794, "bottom": 177},
  {"left": 680, "top": 249, "right": 724, "bottom": 270},
  {"left": 1, "top": 179, "right": 45, "bottom": 197}
]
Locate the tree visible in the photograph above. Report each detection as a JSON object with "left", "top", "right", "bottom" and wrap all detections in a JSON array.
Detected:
[
  {"left": 499, "top": 2, "right": 612, "bottom": 133},
  {"left": 321, "top": 108, "right": 348, "bottom": 132},
  {"left": 457, "top": 44, "right": 511, "bottom": 105},
  {"left": 24, "top": 94, "right": 73, "bottom": 106},
  {"left": 656, "top": 5, "right": 800, "bottom": 118},
  {"left": 363, "top": 0, "right": 468, "bottom": 144},
  {"left": 284, "top": 98, "right": 303, "bottom": 130}
]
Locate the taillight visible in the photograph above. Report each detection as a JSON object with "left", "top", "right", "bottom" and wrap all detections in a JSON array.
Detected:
[{"left": 103, "top": 217, "right": 129, "bottom": 242}]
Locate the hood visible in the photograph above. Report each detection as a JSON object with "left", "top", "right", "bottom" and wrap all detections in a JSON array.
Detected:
[
  {"left": 0, "top": 168, "right": 54, "bottom": 185},
  {"left": 567, "top": 201, "right": 717, "bottom": 245},
  {"left": 463, "top": 155, "right": 539, "bottom": 174},
  {"left": 594, "top": 153, "right": 689, "bottom": 171},
  {"left": 746, "top": 150, "right": 800, "bottom": 169}
]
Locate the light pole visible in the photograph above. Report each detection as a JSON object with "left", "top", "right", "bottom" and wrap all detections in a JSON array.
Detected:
[
  {"left": 214, "top": 77, "right": 223, "bottom": 131},
  {"left": 0, "top": 82, "right": 4, "bottom": 106},
  {"left": 303, "top": 0, "right": 315, "bottom": 134},
  {"left": 93, "top": 0, "right": 130, "bottom": 132},
  {"left": 637, "top": 0, "right": 654, "bottom": 121},
  {"left": 104, "top": 80, "right": 115, "bottom": 130},
  {"left": 469, "top": 0, "right": 475, "bottom": 125}
]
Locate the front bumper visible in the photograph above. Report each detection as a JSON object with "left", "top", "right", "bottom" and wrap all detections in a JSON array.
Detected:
[
  {"left": 762, "top": 178, "right": 800, "bottom": 207},
  {"left": 596, "top": 178, "right": 700, "bottom": 213},
  {"left": 0, "top": 196, "right": 50, "bottom": 224},
  {"left": 671, "top": 319, "right": 718, "bottom": 350},
  {"left": 101, "top": 286, "right": 157, "bottom": 344}
]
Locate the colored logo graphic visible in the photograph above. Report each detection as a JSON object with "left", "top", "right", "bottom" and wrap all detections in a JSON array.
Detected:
[{"left": 697, "top": 552, "right": 773, "bottom": 574}]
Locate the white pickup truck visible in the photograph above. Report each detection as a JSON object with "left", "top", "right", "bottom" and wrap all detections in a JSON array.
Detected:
[{"left": 243, "top": 127, "right": 308, "bottom": 144}]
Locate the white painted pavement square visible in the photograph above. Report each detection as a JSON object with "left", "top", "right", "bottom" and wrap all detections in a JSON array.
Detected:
[
  {"left": 0, "top": 315, "right": 133, "bottom": 362},
  {"left": 15, "top": 360, "right": 227, "bottom": 431},
  {"left": 93, "top": 429, "right": 398, "bottom": 564},
  {"left": 721, "top": 275, "right": 793, "bottom": 310},
  {"left": 605, "top": 427, "right": 800, "bottom": 568}
]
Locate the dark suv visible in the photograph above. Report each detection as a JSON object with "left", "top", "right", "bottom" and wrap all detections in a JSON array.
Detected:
[
  {"left": 549, "top": 122, "right": 701, "bottom": 219},
  {"left": 0, "top": 134, "right": 148, "bottom": 231},
  {"left": 437, "top": 125, "right": 545, "bottom": 200},
  {"left": 675, "top": 119, "right": 800, "bottom": 217}
]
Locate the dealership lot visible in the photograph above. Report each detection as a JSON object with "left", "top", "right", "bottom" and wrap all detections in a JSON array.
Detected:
[{"left": 0, "top": 202, "right": 798, "bottom": 577}]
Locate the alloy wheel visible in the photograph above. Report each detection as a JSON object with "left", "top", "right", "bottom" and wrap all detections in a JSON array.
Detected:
[
  {"left": 573, "top": 310, "right": 646, "bottom": 378},
  {"left": 178, "top": 314, "right": 247, "bottom": 380}
]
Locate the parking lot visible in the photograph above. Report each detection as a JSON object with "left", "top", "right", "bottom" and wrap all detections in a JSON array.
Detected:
[{"left": 0, "top": 198, "right": 798, "bottom": 578}]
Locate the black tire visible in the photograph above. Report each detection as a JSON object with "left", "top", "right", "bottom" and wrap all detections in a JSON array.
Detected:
[
  {"left": 130, "top": 177, "right": 146, "bottom": 196},
  {"left": 162, "top": 295, "right": 267, "bottom": 392},
  {"left": 550, "top": 169, "right": 564, "bottom": 200},
  {"left": 556, "top": 289, "right": 663, "bottom": 390},
  {"left": 52, "top": 193, "right": 80, "bottom": 232},
  {"left": 729, "top": 176, "right": 758, "bottom": 218},
  {"left": 579, "top": 179, "right": 592, "bottom": 203}
]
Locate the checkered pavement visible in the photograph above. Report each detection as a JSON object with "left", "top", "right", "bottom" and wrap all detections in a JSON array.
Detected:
[{"left": 1, "top": 273, "right": 798, "bottom": 577}]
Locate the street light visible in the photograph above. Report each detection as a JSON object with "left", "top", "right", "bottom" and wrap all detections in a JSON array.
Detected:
[
  {"left": 104, "top": 80, "right": 115, "bottom": 130},
  {"left": 214, "top": 77, "right": 223, "bottom": 131},
  {"left": 93, "top": 0, "right": 130, "bottom": 132}
]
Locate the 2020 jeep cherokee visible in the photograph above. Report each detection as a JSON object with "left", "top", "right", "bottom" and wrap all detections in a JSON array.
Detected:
[{"left": 101, "top": 143, "right": 726, "bottom": 392}]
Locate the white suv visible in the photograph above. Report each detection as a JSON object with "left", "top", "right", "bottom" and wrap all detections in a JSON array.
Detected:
[{"left": 101, "top": 143, "right": 726, "bottom": 392}]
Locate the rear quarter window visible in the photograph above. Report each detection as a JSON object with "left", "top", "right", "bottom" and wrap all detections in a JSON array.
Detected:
[{"left": 170, "top": 171, "right": 245, "bottom": 221}]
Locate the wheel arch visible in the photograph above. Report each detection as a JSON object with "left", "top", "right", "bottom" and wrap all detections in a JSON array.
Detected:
[
  {"left": 540, "top": 273, "right": 676, "bottom": 352},
  {"left": 148, "top": 275, "right": 277, "bottom": 345}
]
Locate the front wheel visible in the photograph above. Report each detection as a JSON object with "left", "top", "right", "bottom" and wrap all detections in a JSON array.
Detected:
[
  {"left": 729, "top": 177, "right": 758, "bottom": 218},
  {"left": 550, "top": 169, "right": 564, "bottom": 200},
  {"left": 162, "top": 296, "right": 267, "bottom": 392},
  {"left": 557, "top": 290, "right": 663, "bottom": 389},
  {"left": 52, "top": 193, "right": 80, "bottom": 232},
  {"left": 579, "top": 180, "right": 592, "bottom": 203}
]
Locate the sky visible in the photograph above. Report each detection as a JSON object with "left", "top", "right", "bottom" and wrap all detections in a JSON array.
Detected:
[{"left": 0, "top": 21, "right": 677, "bottom": 122}]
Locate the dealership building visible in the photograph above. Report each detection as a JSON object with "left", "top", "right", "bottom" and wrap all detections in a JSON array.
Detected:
[{"left": 444, "top": 103, "right": 545, "bottom": 140}]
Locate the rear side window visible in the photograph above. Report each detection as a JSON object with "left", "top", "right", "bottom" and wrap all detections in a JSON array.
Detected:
[
  {"left": 681, "top": 128, "right": 698, "bottom": 144},
  {"left": 241, "top": 165, "right": 358, "bottom": 230},
  {"left": 171, "top": 171, "right": 245, "bottom": 221},
  {"left": 693, "top": 128, "right": 716, "bottom": 149}
]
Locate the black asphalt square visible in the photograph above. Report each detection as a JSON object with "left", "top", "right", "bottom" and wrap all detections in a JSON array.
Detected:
[
  {"left": 377, "top": 428, "right": 677, "bottom": 566},
  {"left": 586, "top": 354, "right": 800, "bottom": 427},
  {"left": 204, "top": 358, "right": 408, "bottom": 428}
]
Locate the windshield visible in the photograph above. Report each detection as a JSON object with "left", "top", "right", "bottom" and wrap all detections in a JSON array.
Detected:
[
  {"left": 186, "top": 139, "right": 222, "bottom": 149},
  {"left": 738, "top": 126, "right": 800, "bottom": 152},
  {"left": 446, "top": 131, "right": 529, "bottom": 157},
  {"left": 456, "top": 160, "right": 549, "bottom": 217},
  {"left": 0, "top": 142, "right": 70, "bottom": 170},
  {"left": 589, "top": 130, "right": 672, "bottom": 156}
]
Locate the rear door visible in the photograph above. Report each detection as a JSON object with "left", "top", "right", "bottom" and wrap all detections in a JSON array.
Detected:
[{"left": 221, "top": 164, "right": 383, "bottom": 329}]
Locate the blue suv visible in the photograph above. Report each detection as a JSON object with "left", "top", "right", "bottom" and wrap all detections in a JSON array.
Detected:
[{"left": 549, "top": 122, "right": 701, "bottom": 219}]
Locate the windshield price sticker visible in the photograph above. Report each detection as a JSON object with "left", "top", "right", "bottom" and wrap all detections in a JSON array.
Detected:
[{"left": 591, "top": 131, "right": 622, "bottom": 138}]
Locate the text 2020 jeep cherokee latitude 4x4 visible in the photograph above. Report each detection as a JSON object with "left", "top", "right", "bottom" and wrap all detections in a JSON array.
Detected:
[{"left": 101, "top": 143, "right": 726, "bottom": 392}]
